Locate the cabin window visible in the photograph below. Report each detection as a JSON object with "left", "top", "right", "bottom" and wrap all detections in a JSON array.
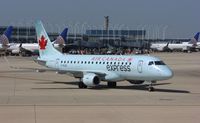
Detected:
[
  {"left": 129, "top": 62, "right": 131, "bottom": 65},
  {"left": 99, "top": 62, "right": 101, "bottom": 64},
  {"left": 92, "top": 62, "right": 94, "bottom": 64},
  {"left": 74, "top": 61, "right": 76, "bottom": 64},
  {"left": 103, "top": 62, "right": 105, "bottom": 64},
  {"left": 71, "top": 61, "right": 73, "bottom": 64},
  {"left": 96, "top": 62, "right": 98, "bottom": 64},
  {"left": 85, "top": 61, "right": 87, "bottom": 64},
  {"left": 81, "top": 61, "right": 83, "bottom": 64},
  {"left": 67, "top": 61, "right": 69, "bottom": 63},
  {"left": 61, "top": 61, "right": 63, "bottom": 63}
]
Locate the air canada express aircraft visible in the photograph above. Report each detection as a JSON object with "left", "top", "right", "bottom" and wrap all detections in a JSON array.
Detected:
[{"left": 32, "top": 21, "right": 173, "bottom": 91}]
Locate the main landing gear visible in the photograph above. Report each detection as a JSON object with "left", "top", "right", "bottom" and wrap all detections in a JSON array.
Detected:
[
  {"left": 78, "top": 81, "right": 87, "bottom": 88},
  {"left": 107, "top": 82, "right": 117, "bottom": 88}
]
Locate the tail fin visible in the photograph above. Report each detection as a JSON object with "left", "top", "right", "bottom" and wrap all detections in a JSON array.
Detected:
[
  {"left": 35, "top": 21, "right": 62, "bottom": 59},
  {"left": 54, "top": 28, "right": 68, "bottom": 45},
  {"left": 189, "top": 32, "right": 199, "bottom": 44},
  {"left": 194, "top": 32, "right": 199, "bottom": 41},
  {"left": 0, "top": 26, "right": 13, "bottom": 46}
]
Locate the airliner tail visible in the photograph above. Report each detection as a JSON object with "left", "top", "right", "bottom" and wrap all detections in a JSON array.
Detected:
[
  {"left": 0, "top": 26, "right": 13, "bottom": 46},
  {"left": 35, "top": 21, "right": 62, "bottom": 59},
  {"left": 189, "top": 32, "right": 199, "bottom": 44},
  {"left": 54, "top": 28, "right": 68, "bottom": 45}
]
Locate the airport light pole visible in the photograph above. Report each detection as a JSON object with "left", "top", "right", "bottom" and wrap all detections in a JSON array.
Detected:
[
  {"left": 81, "top": 22, "right": 87, "bottom": 34},
  {"left": 162, "top": 25, "right": 168, "bottom": 40},
  {"left": 118, "top": 24, "right": 125, "bottom": 47},
  {"left": 136, "top": 24, "right": 143, "bottom": 48}
]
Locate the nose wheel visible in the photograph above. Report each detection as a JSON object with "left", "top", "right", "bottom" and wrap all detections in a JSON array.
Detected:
[
  {"left": 148, "top": 86, "right": 154, "bottom": 92},
  {"left": 148, "top": 81, "right": 155, "bottom": 92}
]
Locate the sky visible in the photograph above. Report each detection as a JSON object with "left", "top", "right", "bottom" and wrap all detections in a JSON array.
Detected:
[{"left": 0, "top": 0, "right": 199, "bottom": 39}]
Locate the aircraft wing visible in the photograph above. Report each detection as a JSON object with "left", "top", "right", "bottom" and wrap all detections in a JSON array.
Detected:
[
  {"left": 55, "top": 70, "right": 106, "bottom": 79},
  {"left": 4, "top": 57, "right": 106, "bottom": 79},
  {"left": 9, "top": 65, "right": 106, "bottom": 79}
]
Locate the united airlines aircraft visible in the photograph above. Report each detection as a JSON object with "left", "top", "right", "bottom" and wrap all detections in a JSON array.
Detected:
[
  {"left": 32, "top": 21, "right": 173, "bottom": 91},
  {"left": 8, "top": 28, "right": 68, "bottom": 56},
  {"left": 151, "top": 32, "right": 200, "bottom": 52},
  {"left": 0, "top": 26, "right": 13, "bottom": 52}
]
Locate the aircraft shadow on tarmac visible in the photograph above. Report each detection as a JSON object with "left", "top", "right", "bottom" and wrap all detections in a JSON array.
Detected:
[
  {"left": 33, "top": 81, "right": 190, "bottom": 93},
  {"left": 0, "top": 70, "right": 37, "bottom": 74},
  {"left": 0, "top": 72, "right": 190, "bottom": 93}
]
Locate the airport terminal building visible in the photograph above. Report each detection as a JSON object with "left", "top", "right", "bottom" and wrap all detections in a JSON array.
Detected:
[
  {"left": 0, "top": 26, "right": 189, "bottom": 48},
  {"left": 0, "top": 26, "right": 147, "bottom": 47}
]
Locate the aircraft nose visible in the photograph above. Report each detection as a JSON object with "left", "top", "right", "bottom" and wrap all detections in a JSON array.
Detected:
[{"left": 162, "top": 69, "right": 174, "bottom": 79}]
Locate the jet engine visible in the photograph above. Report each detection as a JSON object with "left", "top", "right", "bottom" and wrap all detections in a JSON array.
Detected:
[
  {"left": 128, "top": 80, "right": 144, "bottom": 84},
  {"left": 82, "top": 73, "right": 100, "bottom": 86}
]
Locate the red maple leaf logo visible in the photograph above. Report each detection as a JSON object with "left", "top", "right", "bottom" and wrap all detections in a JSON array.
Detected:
[{"left": 39, "top": 35, "right": 47, "bottom": 50}]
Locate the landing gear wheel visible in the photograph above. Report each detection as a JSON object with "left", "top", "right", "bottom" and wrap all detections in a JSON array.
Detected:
[
  {"left": 78, "top": 82, "right": 87, "bottom": 88},
  {"left": 107, "top": 82, "right": 117, "bottom": 88},
  {"left": 148, "top": 87, "right": 154, "bottom": 92}
]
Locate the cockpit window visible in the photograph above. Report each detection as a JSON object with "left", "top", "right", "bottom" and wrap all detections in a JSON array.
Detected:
[
  {"left": 148, "top": 61, "right": 166, "bottom": 65},
  {"left": 148, "top": 61, "right": 154, "bottom": 65},
  {"left": 155, "top": 61, "right": 165, "bottom": 65}
]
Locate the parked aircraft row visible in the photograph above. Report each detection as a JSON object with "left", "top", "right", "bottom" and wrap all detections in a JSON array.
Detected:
[
  {"left": 150, "top": 32, "right": 200, "bottom": 52},
  {"left": 4, "top": 21, "right": 174, "bottom": 92},
  {"left": 0, "top": 26, "right": 68, "bottom": 56},
  {"left": 1, "top": 25, "right": 200, "bottom": 56},
  {"left": 0, "top": 26, "right": 105, "bottom": 56}
]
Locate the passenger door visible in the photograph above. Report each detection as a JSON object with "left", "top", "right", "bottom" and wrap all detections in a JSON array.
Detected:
[
  {"left": 137, "top": 60, "right": 143, "bottom": 73},
  {"left": 55, "top": 58, "right": 60, "bottom": 69}
]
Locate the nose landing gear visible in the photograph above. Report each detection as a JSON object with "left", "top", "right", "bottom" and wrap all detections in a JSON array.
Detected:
[
  {"left": 148, "top": 86, "right": 154, "bottom": 92},
  {"left": 147, "top": 81, "right": 156, "bottom": 92}
]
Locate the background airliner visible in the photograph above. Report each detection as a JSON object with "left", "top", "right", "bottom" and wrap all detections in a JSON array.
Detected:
[
  {"left": 26, "top": 21, "right": 173, "bottom": 92},
  {"left": 0, "top": 26, "right": 13, "bottom": 54},
  {"left": 8, "top": 28, "right": 68, "bottom": 56},
  {"left": 151, "top": 32, "right": 200, "bottom": 52}
]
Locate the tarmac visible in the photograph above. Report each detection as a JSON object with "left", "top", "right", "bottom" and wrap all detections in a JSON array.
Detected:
[{"left": 0, "top": 52, "right": 200, "bottom": 123}]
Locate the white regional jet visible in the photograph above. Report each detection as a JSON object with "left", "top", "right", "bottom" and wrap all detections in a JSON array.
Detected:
[{"left": 17, "top": 21, "right": 174, "bottom": 92}]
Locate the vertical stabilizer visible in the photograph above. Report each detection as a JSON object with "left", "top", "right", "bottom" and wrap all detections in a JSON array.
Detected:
[
  {"left": 0, "top": 26, "right": 13, "bottom": 46},
  {"left": 35, "top": 21, "right": 62, "bottom": 59},
  {"left": 189, "top": 32, "right": 199, "bottom": 44},
  {"left": 54, "top": 28, "right": 68, "bottom": 45}
]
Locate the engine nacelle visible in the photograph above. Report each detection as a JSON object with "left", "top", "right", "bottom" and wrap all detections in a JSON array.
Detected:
[
  {"left": 128, "top": 80, "right": 144, "bottom": 84},
  {"left": 82, "top": 73, "right": 100, "bottom": 86}
]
